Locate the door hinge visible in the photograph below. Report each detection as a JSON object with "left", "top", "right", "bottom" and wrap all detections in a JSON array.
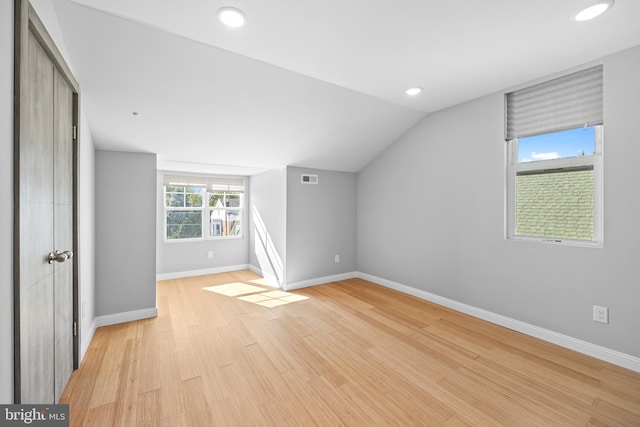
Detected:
[
  {"left": 73, "top": 321, "right": 77, "bottom": 337},
  {"left": 72, "top": 125, "right": 77, "bottom": 140}
]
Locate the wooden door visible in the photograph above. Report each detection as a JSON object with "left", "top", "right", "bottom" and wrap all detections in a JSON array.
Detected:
[
  {"left": 53, "top": 65, "right": 75, "bottom": 403},
  {"left": 15, "top": 1, "right": 79, "bottom": 404},
  {"left": 19, "top": 23, "right": 56, "bottom": 404}
]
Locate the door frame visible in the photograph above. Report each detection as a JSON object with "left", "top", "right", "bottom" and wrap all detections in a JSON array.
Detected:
[{"left": 13, "top": 0, "right": 80, "bottom": 403}]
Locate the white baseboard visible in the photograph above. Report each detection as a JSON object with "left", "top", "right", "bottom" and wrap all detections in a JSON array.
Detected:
[
  {"left": 285, "top": 271, "right": 358, "bottom": 291},
  {"left": 156, "top": 264, "right": 250, "bottom": 281},
  {"left": 357, "top": 272, "right": 640, "bottom": 373},
  {"left": 80, "top": 318, "right": 96, "bottom": 362},
  {"left": 95, "top": 307, "right": 158, "bottom": 328}
]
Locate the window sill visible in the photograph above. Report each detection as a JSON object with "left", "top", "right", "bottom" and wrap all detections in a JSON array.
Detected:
[
  {"left": 506, "top": 235, "right": 602, "bottom": 248},
  {"left": 164, "top": 235, "right": 244, "bottom": 244}
]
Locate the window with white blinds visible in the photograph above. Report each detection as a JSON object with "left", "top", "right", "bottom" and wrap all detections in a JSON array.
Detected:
[
  {"left": 163, "top": 174, "right": 245, "bottom": 241},
  {"left": 505, "top": 65, "right": 603, "bottom": 140},
  {"left": 163, "top": 175, "right": 245, "bottom": 193},
  {"left": 505, "top": 66, "right": 604, "bottom": 247}
]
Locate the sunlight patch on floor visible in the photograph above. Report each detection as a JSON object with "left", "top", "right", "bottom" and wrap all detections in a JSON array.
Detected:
[
  {"left": 238, "top": 290, "right": 309, "bottom": 307},
  {"left": 203, "top": 282, "right": 266, "bottom": 296},
  {"left": 203, "top": 282, "right": 310, "bottom": 308}
]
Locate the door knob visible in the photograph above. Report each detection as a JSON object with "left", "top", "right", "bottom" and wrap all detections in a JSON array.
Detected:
[{"left": 48, "top": 250, "right": 73, "bottom": 264}]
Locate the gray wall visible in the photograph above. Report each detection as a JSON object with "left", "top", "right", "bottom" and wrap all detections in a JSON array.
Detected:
[
  {"left": 357, "top": 45, "right": 640, "bottom": 358},
  {"left": 155, "top": 172, "right": 250, "bottom": 275},
  {"left": 96, "top": 151, "right": 156, "bottom": 316},
  {"left": 286, "top": 166, "right": 357, "bottom": 284},
  {"left": 249, "top": 169, "right": 287, "bottom": 285},
  {"left": 0, "top": 0, "right": 14, "bottom": 404}
]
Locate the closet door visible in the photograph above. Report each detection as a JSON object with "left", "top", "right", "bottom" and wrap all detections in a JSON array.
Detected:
[
  {"left": 53, "top": 67, "right": 74, "bottom": 403},
  {"left": 19, "top": 23, "right": 56, "bottom": 404},
  {"left": 15, "top": 2, "right": 78, "bottom": 403}
]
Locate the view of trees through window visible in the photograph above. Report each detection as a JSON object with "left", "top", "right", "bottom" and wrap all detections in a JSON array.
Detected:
[
  {"left": 165, "top": 185, "right": 243, "bottom": 240},
  {"left": 166, "top": 186, "right": 204, "bottom": 239}
]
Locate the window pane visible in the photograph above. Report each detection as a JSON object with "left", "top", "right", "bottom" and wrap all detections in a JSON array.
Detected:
[
  {"left": 211, "top": 219, "right": 223, "bottom": 237},
  {"left": 227, "top": 210, "right": 242, "bottom": 236},
  {"left": 167, "top": 210, "right": 202, "bottom": 239},
  {"left": 165, "top": 186, "right": 204, "bottom": 208},
  {"left": 209, "top": 209, "right": 242, "bottom": 237},
  {"left": 209, "top": 193, "right": 222, "bottom": 208},
  {"left": 185, "top": 187, "right": 204, "bottom": 207},
  {"left": 209, "top": 192, "right": 242, "bottom": 208},
  {"left": 515, "top": 168, "right": 594, "bottom": 240},
  {"left": 518, "top": 126, "right": 596, "bottom": 163},
  {"left": 165, "top": 186, "right": 185, "bottom": 207}
]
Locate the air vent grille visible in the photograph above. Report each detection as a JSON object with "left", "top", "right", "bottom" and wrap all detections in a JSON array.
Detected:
[{"left": 301, "top": 174, "right": 318, "bottom": 184}]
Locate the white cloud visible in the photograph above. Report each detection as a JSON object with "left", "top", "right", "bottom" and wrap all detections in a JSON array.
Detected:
[{"left": 531, "top": 151, "right": 560, "bottom": 160}]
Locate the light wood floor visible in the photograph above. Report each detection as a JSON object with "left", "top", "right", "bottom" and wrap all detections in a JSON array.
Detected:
[{"left": 61, "top": 270, "right": 640, "bottom": 426}]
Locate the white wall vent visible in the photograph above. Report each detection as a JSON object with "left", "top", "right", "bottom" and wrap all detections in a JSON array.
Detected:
[{"left": 301, "top": 174, "right": 318, "bottom": 184}]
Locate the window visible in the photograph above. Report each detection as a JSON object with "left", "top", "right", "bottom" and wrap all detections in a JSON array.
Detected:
[
  {"left": 165, "top": 185, "right": 205, "bottom": 239},
  {"left": 163, "top": 175, "right": 245, "bottom": 241},
  {"left": 505, "top": 66, "right": 603, "bottom": 246}
]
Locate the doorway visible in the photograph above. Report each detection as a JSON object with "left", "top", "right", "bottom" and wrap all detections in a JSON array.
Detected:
[{"left": 13, "top": 0, "right": 80, "bottom": 403}]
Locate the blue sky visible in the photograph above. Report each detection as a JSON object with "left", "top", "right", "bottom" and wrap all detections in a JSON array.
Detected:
[{"left": 518, "top": 126, "right": 595, "bottom": 163}]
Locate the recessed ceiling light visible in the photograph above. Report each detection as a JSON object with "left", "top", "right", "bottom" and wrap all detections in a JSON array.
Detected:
[
  {"left": 217, "top": 6, "right": 247, "bottom": 28},
  {"left": 406, "top": 87, "right": 423, "bottom": 96},
  {"left": 572, "top": 0, "right": 614, "bottom": 21}
]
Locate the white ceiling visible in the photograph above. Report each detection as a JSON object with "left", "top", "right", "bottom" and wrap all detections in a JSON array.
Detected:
[{"left": 53, "top": 0, "right": 640, "bottom": 174}]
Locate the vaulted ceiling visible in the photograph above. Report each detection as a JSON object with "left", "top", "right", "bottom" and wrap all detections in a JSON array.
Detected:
[{"left": 53, "top": 0, "right": 640, "bottom": 174}]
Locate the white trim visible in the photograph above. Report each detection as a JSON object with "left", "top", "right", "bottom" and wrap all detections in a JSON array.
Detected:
[
  {"left": 156, "top": 264, "right": 250, "bottom": 281},
  {"left": 506, "top": 126, "right": 603, "bottom": 247},
  {"left": 285, "top": 272, "right": 358, "bottom": 291},
  {"left": 80, "top": 319, "right": 96, "bottom": 362},
  {"left": 95, "top": 307, "right": 158, "bottom": 328},
  {"left": 356, "top": 272, "right": 640, "bottom": 373}
]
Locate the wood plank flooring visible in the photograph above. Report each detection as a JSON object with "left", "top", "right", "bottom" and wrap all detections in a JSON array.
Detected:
[{"left": 61, "top": 270, "right": 640, "bottom": 426}]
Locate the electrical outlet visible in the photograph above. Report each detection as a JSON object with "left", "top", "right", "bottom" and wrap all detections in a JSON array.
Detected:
[
  {"left": 207, "top": 250, "right": 213, "bottom": 259},
  {"left": 334, "top": 254, "right": 340, "bottom": 263},
  {"left": 593, "top": 305, "right": 609, "bottom": 324}
]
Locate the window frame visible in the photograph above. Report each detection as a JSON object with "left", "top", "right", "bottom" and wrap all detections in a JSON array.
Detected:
[
  {"left": 163, "top": 176, "right": 245, "bottom": 243},
  {"left": 506, "top": 126, "right": 603, "bottom": 247},
  {"left": 164, "top": 185, "right": 205, "bottom": 241},
  {"left": 207, "top": 190, "right": 244, "bottom": 240}
]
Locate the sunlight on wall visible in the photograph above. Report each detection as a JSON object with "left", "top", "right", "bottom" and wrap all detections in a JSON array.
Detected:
[
  {"left": 249, "top": 277, "right": 279, "bottom": 288},
  {"left": 252, "top": 205, "right": 284, "bottom": 286}
]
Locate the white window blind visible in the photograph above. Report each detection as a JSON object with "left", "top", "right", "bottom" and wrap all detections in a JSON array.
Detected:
[
  {"left": 505, "top": 65, "right": 603, "bottom": 140},
  {"left": 164, "top": 175, "right": 245, "bottom": 192}
]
